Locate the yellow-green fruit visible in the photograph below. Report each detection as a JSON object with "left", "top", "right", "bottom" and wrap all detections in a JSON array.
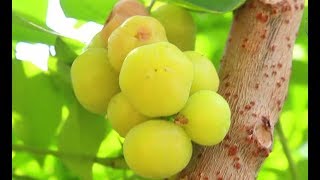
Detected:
[
  {"left": 71, "top": 48, "right": 120, "bottom": 115},
  {"left": 152, "top": 4, "right": 196, "bottom": 51},
  {"left": 107, "top": 92, "right": 148, "bottom": 137},
  {"left": 108, "top": 15, "right": 167, "bottom": 72},
  {"left": 119, "top": 42, "right": 194, "bottom": 117},
  {"left": 177, "top": 90, "right": 231, "bottom": 146},
  {"left": 123, "top": 120, "right": 192, "bottom": 179},
  {"left": 184, "top": 51, "right": 219, "bottom": 94},
  {"left": 86, "top": 32, "right": 107, "bottom": 49}
]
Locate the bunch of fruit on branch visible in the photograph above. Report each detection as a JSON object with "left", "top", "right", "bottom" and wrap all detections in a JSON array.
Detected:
[{"left": 71, "top": 0, "right": 231, "bottom": 179}]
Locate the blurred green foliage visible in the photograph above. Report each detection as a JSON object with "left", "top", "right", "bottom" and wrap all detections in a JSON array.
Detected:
[{"left": 12, "top": 0, "right": 308, "bottom": 179}]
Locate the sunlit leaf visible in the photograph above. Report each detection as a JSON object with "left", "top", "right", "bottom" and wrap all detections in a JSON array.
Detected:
[
  {"left": 159, "top": 0, "right": 246, "bottom": 13},
  {"left": 60, "top": 0, "right": 118, "bottom": 24},
  {"left": 12, "top": 59, "right": 64, "bottom": 149},
  {"left": 57, "top": 98, "right": 108, "bottom": 179},
  {"left": 12, "top": 12, "right": 58, "bottom": 45}
]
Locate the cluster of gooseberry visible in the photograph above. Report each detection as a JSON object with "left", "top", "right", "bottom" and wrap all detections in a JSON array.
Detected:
[{"left": 70, "top": 0, "right": 231, "bottom": 179}]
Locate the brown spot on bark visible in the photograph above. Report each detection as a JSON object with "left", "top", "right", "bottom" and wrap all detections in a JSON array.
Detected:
[
  {"left": 287, "top": 44, "right": 292, "bottom": 48},
  {"left": 239, "top": 110, "right": 244, "bottom": 115},
  {"left": 234, "top": 162, "right": 241, "bottom": 169},
  {"left": 270, "top": 45, "right": 276, "bottom": 51},
  {"left": 234, "top": 156, "right": 240, "bottom": 161},
  {"left": 250, "top": 101, "right": 255, "bottom": 106},
  {"left": 271, "top": 8, "right": 278, "bottom": 15},
  {"left": 264, "top": 73, "right": 269, "bottom": 78},
  {"left": 277, "top": 100, "right": 281, "bottom": 106},
  {"left": 233, "top": 94, "right": 239, "bottom": 99},
  {"left": 246, "top": 135, "right": 254, "bottom": 143},
  {"left": 261, "top": 148, "right": 270, "bottom": 157},
  {"left": 217, "top": 176, "right": 223, "bottom": 180},
  {"left": 245, "top": 105, "right": 251, "bottom": 110},
  {"left": 277, "top": 63, "right": 283, "bottom": 68},
  {"left": 256, "top": 13, "right": 269, "bottom": 23},
  {"left": 228, "top": 145, "right": 238, "bottom": 156},
  {"left": 272, "top": 71, "right": 277, "bottom": 76},
  {"left": 300, "top": 3, "right": 304, "bottom": 10},
  {"left": 294, "top": 4, "right": 299, "bottom": 10},
  {"left": 281, "top": 77, "right": 286, "bottom": 82},
  {"left": 248, "top": 2, "right": 256, "bottom": 9},
  {"left": 286, "top": 36, "right": 290, "bottom": 41},
  {"left": 255, "top": 83, "right": 259, "bottom": 89},
  {"left": 276, "top": 82, "right": 281, "bottom": 87},
  {"left": 246, "top": 126, "right": 254, "bottom": 135},
  {"left": 261, "top": 116, "right": 271, "bottom": 129},
  {"left": 224, "top": 134, "right": 231, "bottom": 141},
  {"left": 252, "top": 113, "right": 257, "bottom": 117},
  {"left": 225, "top": 92, "right": 231, "bottom": 98},
  {"left": 225, "top": 82, "right": 230, "bottom": 87},
  {"left": 223, "top": 74, "right": 230, "bottom": 80},
  {"left": 285, "top": 19, "right": 290, "bottom": 24}
]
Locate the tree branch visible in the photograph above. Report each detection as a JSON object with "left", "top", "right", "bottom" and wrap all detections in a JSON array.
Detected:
[
  {"left": 276, "top": 120, "right": 298, "bottom": 180},
  {"left": 179, "top": 0, "right": 305, "bottom": 179},
  {"left": 12, "top": 144, "right": 128, "bottom": 169}
]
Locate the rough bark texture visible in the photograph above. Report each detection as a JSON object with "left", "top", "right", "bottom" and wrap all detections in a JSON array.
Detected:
[{"left": 178, "top": 0, "right": 305, "bottom": 179}]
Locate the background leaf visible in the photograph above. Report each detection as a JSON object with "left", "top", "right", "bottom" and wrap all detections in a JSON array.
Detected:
[
  {"left": 57, "top": 99, "right": 109, "bottom": 180},
  {"left": 159, "top": 0, "right": 246, "bottom": 13},
  {"left": 12, "top": 12, "right": 58, "bottom": 45},
  {"left": 12, "top": 59, "right": 64, "bottom": 149},
  {"left": 59, "top": 0, "right": 118, "bottom": 24},
  {"left": 54, "top": 37, "right": 84, "bottom": 65}
]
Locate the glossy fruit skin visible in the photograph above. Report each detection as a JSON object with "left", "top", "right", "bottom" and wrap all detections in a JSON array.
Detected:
[
  {"left": 107, "top": 92, "right": 148, "bottom": 137},
  {"left": 123, "top": 120, "right": 192, "bottom": 179},
  {"left": 108, "top": 15, "right": 167, "bottom": 72},
  {"left": 178, "top": 90, "right": 231, "bottom": 146},
  {"left": 100, "top": 0, "right": 149, "bottom": 45},
  {"left": 152, "top": 4, "right": 196, "bottom": 51},
  {"left": 184, "top": 51, "right": 219, "bottom": 94},
  {"left": 85, "top": 32, "right": 107, "bottom": 49},
  {"left": 71, "top": 48, "right": 120, "bottom": 115},
  {"left": 119, "top": 42, "right": 194, "bottom": 117}
]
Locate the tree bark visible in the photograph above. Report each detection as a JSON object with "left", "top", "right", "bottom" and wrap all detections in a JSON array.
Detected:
[{"left": 178, "top": 0, "right": 305, "bottom": 179}]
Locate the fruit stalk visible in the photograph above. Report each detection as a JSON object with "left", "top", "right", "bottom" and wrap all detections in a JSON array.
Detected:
[{"left": 178, "top": 0, "right": 305, "bottom": 179}]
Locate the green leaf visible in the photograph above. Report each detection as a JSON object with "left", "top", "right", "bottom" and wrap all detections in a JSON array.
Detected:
[
  {"left": 160, "top": 0, "right": 246, "bottom": 13},
  {"left": 57, "top": 99, "right": 108, "bottom": 180},
  {"left": 12, "top": 11, "right": 58, "bottom": 45},
  {"left": 60, "top": 0, "right": 118, "bottom": 24},
  {"left": 12, "top": 0, "right": 59, "bottom": 44},
  {"left": 12, "top": 59, "right": 64, "bottom": 149},
  {"left": 13, "top": 0, "right": 48, "bottom": 23},
  {"left": 54, "top": 37, "right": 85, "bottom": 65}
]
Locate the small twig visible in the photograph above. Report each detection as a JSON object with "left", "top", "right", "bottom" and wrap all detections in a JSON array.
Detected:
[
  {"left": 12, "top": 144, "right": 127, "bottom": 169},
  {"left": 275, "top": 121, "right": 298, "bottom": 180},
  {"left": 147, "top": 0, "right": 156, "bottom": 12}
]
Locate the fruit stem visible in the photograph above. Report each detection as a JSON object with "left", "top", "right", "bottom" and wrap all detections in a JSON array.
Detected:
[{"left": 147, "top": 0, "right": 156, "bottom": 12}]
